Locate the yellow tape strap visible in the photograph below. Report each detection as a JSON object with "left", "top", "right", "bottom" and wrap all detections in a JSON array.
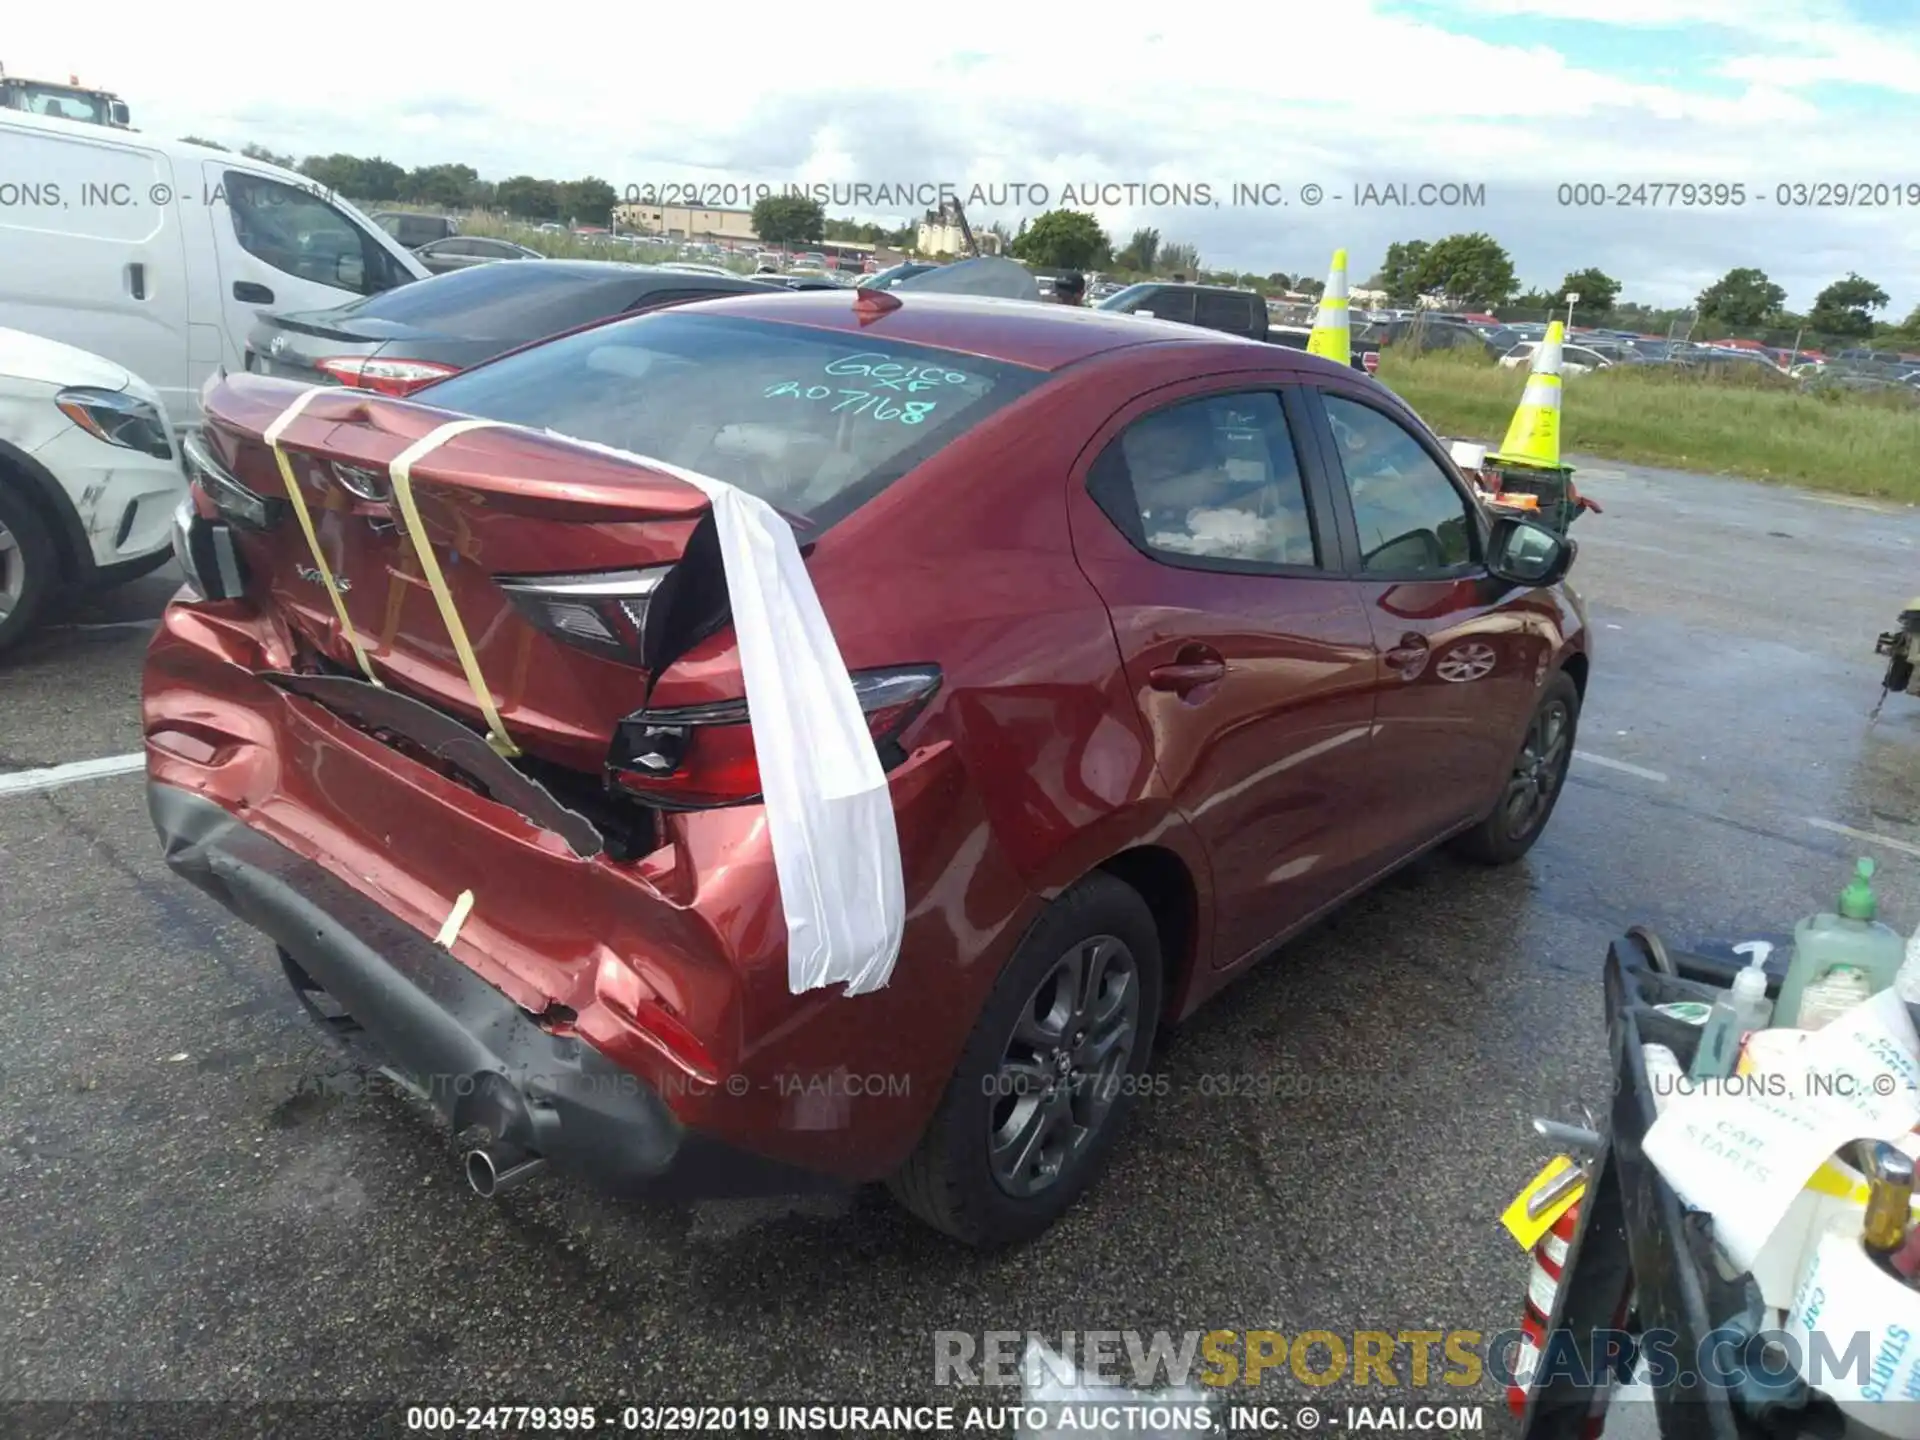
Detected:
[
  {"left": 263, "top": 387, "right": 381, "bottom": 686},
  {"left": 387, "top": 420, "right": 520, "bottom": 758},
  {"left": 1317, "top": 296, "right": 1350, "bottom": 309}
]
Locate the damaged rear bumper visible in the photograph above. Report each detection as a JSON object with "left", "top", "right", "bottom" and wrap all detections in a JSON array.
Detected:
[{"left": 151, "top": 782, "right": 842, "bottom": 1200}]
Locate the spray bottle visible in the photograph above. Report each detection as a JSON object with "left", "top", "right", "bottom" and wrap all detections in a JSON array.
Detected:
[{"left": 1690, "top": 942, "right": 1776, "bottom": 1080}]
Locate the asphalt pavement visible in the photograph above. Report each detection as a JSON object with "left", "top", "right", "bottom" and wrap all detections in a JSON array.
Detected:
[{"left": 2, "top": 458, "right": 1918, "bottom": 1439}]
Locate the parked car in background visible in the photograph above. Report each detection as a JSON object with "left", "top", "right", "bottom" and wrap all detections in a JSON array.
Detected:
[
  {"left": 1679, "top": 347, "right": 1795, "bottom": 380},
  {"left": 1100, "top": 283, "right": 1379, "bottom": 373},
  {"left": 1499, "top": 341, "right": 1615, "bottom": 374},
  {"left": 243, "top": 261, "right": 784, "bottom": 396},
  {"left": 413, "top": 236, "right": 545, "bottom": 275},
  {"left": 154, "top": 291, "right": 1588, "bottom": 1245},
  {"left": 858, "top": 262, "right": 943, "bottom": 290},
  {"left": 1373, "top": 318, "right": 1504, "bottom": 360},
  {"left": 751, "top": 272, "right": 845, "bottom": 291},
  {"left": 371, "top": 212, "right": 458, "bottom": 250},
  {"left": 0, "top": 328, "right": 185, "bottom": 651}
]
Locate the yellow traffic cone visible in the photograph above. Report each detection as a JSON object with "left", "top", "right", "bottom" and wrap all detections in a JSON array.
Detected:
[
  {"left": 1306, "top": 249, "right": 1350, "bottom": 367},
  {"left": 1492, "top": 321, "right": 1564, "bottom": 468}
]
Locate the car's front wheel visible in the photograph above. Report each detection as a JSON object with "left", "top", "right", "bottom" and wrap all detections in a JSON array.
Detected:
[
  {"left": 0, "top": 484, "right": 57, "bottom": 655},
  {"left": 1452, "top": 668, "right": 1581, "bottom": 865},
  {"left": 888, "top": 872, "right": 1163, "bottom": 1248}
]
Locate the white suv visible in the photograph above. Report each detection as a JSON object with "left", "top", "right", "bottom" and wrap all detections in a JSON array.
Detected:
[{"left": 0, "top": 328, "right": 186, "bottom": 652}]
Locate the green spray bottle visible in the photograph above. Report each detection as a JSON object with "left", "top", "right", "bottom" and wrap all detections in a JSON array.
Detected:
[{"left": 1774, "top": 857, "right": 1906, "bottom": 1027}]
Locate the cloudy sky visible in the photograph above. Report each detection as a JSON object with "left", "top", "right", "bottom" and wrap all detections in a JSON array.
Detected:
[{"left": 13, "top": 0, "right": 1917, "bottom": 315}]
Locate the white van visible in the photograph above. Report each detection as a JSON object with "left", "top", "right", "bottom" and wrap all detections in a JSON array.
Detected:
[{"left": 0, "top": 111, "right": 428, "bottom": 431}]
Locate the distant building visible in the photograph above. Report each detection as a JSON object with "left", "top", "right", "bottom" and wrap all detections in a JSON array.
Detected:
[
  {"left": 914, "top": 208, "right": 1002, "bottom": 257},
  {"left": 613, "top": 202, "right": 758, "bottom": 243}
]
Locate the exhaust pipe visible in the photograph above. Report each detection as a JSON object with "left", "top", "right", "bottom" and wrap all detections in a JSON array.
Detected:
[{"left": 465, "top": 1144, "right": 548, "bottom": 1197}]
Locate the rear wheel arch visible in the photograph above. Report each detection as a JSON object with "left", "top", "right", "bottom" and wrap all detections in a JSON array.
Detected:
[{"left": 1096, "top": 844, "right": 1200, "bottom": 1020}]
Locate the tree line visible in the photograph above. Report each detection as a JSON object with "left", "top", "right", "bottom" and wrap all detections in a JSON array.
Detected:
[{"left": 178, "top": 140, "right": 1918, "bottom": 342}]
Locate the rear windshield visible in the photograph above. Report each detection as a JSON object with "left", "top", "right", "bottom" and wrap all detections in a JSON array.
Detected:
[
  {"left": 326, "top": 265, "right": 657, "bottom": 339},
  {"left": 419, "top": 312, "right": 1044, "bottom": 530}
]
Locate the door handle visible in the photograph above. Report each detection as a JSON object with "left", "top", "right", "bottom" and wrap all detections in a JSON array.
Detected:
[
  {"left": 233, "top": 281, "right": 275, "bottom": 304},
  {"left": 126, "top": 262, "right": 146, "bottom": 300},
  {"left": 1149, "top": 648, "right": 1227, "bottom": 694}
]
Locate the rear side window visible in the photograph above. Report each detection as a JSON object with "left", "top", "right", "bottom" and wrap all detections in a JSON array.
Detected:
[
  {"left": 419, "top": 312, "right": 1045, "bottom": 529},
  {"left": 1088, "top": 392, "right": 1319, "bottom": 570},
  {"left": 1136, "top": 288, "right": 1195, "bottom": 323},
  {"left": 324, "top": 265, "right": 654, "bottom": 339},
  {"left": 1194, "top": 291, "right": 1256, "bottom": 334}
]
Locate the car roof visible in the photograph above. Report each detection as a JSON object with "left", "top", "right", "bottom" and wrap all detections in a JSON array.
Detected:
[{"left": 664, "top": 290, "right": 1322, "bottom": 372}]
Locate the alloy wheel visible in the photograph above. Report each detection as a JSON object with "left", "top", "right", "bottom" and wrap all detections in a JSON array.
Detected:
[
  {"left": 0, "top": 518, "right": 23, "bottom": 621},
  {"left": 986, "top": 935, "right": 1141, "bottom": 1198},
  {"left": 1501, "top": 698, "right": 1572, "bottom": 841}
]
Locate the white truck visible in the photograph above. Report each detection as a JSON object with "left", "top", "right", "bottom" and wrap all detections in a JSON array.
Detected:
[
  {"left": 0, "top": 63, "right": 130, "bottom": 128},
  {"left": 0, "top": 110, "right": 428, "bottom": 432}
]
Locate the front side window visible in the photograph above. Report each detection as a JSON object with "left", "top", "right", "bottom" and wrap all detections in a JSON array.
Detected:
[
  {"left": 1087, "top": 392, "right": 1318, "bottom": 570},
  {"left": 223, "top": 170, "right": 406, "bottom": 295},
  {"left": 1321, "top": 395, "right": 1477, "bottom": 576}
]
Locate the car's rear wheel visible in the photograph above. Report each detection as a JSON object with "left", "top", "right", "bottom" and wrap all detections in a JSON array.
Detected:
[
  {"left": 888, "top": 872, "right": 1162, "bottom": 1248},
  {"left": 0, "top": 485, "right": 57, "bottom": 655},
  {"left": 1452, "top": 669, "right": 1580, "bottom": 865}
]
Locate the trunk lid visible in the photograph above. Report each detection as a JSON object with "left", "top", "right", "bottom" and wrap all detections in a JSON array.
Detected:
[{"left": 202, "top": 375, "right": 724, "bottom": 775}]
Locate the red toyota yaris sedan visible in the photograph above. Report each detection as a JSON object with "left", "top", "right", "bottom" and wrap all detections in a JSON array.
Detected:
[{"left": 146, "top": 291, "right": 1588, "bottom": 1247}]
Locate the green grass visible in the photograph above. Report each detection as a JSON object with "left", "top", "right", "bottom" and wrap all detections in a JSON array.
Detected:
[{"left": 1378, "top": 350, "right": 1920, "bottom": 502}]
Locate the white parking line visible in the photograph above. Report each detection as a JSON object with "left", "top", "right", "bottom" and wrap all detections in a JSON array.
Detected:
[
  {"left": 1806, "top": 818, "right": 1920, "bottom": 861},
  {"left": 57, "top": 619, "right": 161, "bottom": 634},
  {"left": 1573, "top": 750, "right": 1669, "bottom": 783},
  {"left": 0, "top": 753, "right": 145, "bottom": 797},
  {"left": 1813, "top": 495, "right": 1896, "bottom": 512}
]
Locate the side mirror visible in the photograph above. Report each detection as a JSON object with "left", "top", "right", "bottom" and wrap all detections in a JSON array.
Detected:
[
  {"left": 335, "top": 252, "right": 366, "bottom": 289},
  {"left": 1487, "top": 514, "right": 1574, "bottom": 588}
]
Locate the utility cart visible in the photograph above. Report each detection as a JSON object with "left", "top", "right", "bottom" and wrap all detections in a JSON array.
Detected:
[
  {"left": 1515, "top": 930, "right": 1854, "bottom": 1440},
  {"left": 1443, "top": 441, "right": 1601, "bottom": 537}
]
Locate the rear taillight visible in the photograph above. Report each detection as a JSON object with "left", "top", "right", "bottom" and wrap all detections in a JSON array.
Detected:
[
  {"left": 181, "top": 428, "right": 283, "bottom": 531},
  {"left": 1362, "top": 351, "right": 1380, "bottom": 375},
  {"left": 607, "top": 666, "right": 942, "bottom": 810},
  {"left": 496, "top": 567, "right": 671, "bottom": 666},
  {"left": 314, "top": 357, "right": 460, "bottom": 396}
]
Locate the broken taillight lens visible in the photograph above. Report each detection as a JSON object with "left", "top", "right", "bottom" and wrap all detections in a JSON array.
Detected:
[
  {"left": 314, "top": 357, "right": 460, "bottom": 396},
  {"left": 496, "top": 567, "right": 673, "bottom": 666},
  {"left": 607, "top": 666, "right": 942, "bottom": 810}
]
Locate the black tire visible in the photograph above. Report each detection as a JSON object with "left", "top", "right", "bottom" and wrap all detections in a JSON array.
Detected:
[
  {"left": 1887, "top": 652, "right": 1915, "bottom": 697},
  {"left": 0, "top": 483, "right": 57, "bottom": 656},
  {"left": 888, "top": 872, "right": 1163, "bottom": 1248},
  {"left": 1452, "top": 668, "right": 1581, "bottom": 866}
]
